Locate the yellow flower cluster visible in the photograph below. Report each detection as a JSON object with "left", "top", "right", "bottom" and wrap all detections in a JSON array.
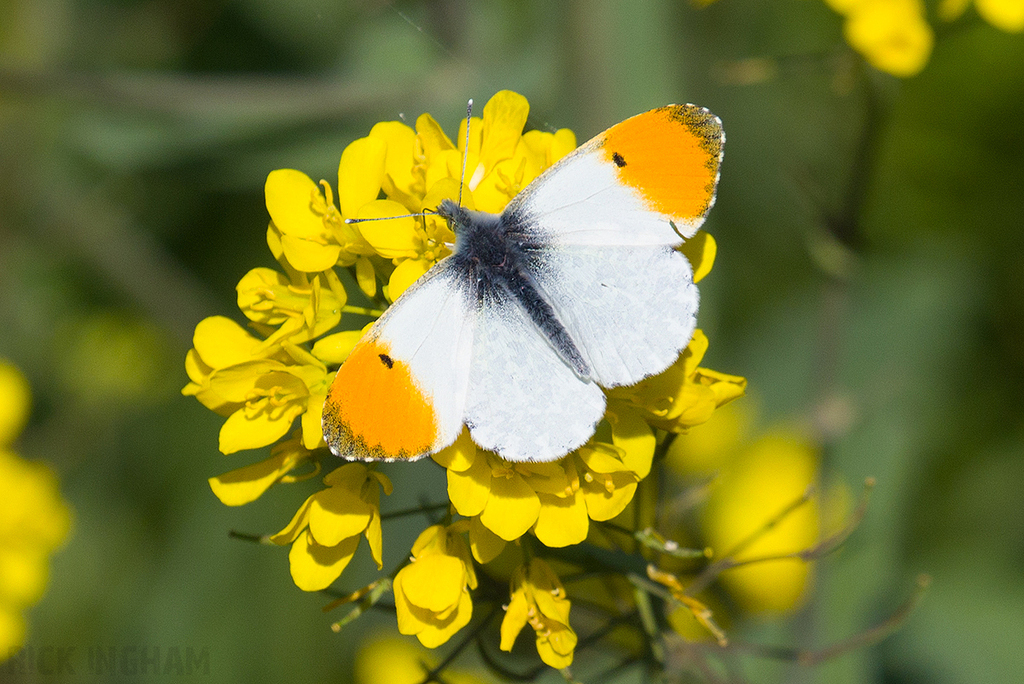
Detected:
[
  {"left": 183, "top": 91, "right": 747, "bottom": 670},
  {"left": 0, "top": 361, "right": 71, "bottom": 658},
  {"left": 823, "top": 0, "right": 1023, "bottom": 76}
]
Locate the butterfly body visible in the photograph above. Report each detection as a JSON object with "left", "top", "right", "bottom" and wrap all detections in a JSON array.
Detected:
[{"left": 323, "top": 104, "right": 724, "bottom": 463}]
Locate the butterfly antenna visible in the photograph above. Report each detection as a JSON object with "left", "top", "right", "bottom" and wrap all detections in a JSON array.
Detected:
[
  {"left": 458, "top": 98, "right": 473, "bottom": 208},
  {"left": 345, "top": 210, "right": 436, "bottom": 225}
]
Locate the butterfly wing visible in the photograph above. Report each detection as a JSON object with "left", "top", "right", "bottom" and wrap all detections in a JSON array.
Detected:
[
  {"left": 504, "top": 105, "right": 723, "bottom": 388},
  {"left": 525, "top": 245, "right": 698, "bottom": 388},
  {"left": 322, "top": 263, "right": 476, "bottom": 461},
  {"left": 506, "top": 104, "right": 724, "bottom": 246},
  {"left": 463, "top": 286, "right": 606, "bottom": 463}
]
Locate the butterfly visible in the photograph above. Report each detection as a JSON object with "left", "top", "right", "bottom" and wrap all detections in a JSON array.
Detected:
[{"left": 322, "top": 104, "right": 724, "bottom": 463}]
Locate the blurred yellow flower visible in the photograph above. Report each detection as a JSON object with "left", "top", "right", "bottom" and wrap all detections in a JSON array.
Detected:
[
  {"left": 393, "top": 523, "right": 477, "bottom": 648},
  {"left": 271, "top": 463, "right": 391, "bottom": 591},
  {"left": 0, "top": 362, "right": 71, "bottom": 659},
  {"left": 824, "top": 0, "right": 934, "bottom": 77},
  {"left": 0, "top": 361, "right": 30, "bottom": 448},
  {"left": 702, "top": 431, "right": 821, "bottom": 613},
  {"left": 500, "top": 558, "right": 576, "bottom": 669},
  {"left": 940, "top": 0, "right": 1024, "bottom": 31},
  {"left": 354, "top": 634, "right": 490, "bottom": 684}
]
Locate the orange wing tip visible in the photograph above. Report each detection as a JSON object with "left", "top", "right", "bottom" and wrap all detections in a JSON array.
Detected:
[
  {"left": 321, "top": 339, "right": 440, "bottom": 462},
  {"left": 600, "top": 104, "right": 725, "bottom": 224}
]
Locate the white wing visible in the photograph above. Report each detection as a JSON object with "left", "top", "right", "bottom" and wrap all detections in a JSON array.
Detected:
[
  {"left": 528, "top": 244, "right": 698, "bottom": 387},
  {"left": 323, "top": 263, "right": 476, "bottom": 460},
  {"left": 506, "top": 104, "right": 724, "bottom": 246},
  {"left": 463, "top": 293, "right": 606, "bottom": 463}
]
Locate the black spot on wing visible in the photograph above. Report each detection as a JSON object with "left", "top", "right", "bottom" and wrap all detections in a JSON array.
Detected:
[
  {"left": 612, "top": 152, "right": 626, "bottom": 167},
  {"left": 378, "top": 353, "right": 394, "bottom": 369}
]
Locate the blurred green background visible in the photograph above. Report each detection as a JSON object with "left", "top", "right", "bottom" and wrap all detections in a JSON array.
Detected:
[{"left": 1, "top": 0, "right": 1022, "bottom": 682}]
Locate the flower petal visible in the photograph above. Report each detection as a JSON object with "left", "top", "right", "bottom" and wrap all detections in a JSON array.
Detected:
[
  {"left": 679, "top": 231, "right": 716, "bottom": 283},
  {"left": 309, "top": 486, "right": 373, "bottom": 547},
  {"left": 338, "top": 136, "right": 387, "bottom": 218},
  {"left": 416, "top": 112, "right": 456, "bottom": 157},
  {"left": 479, "top": 472, "right": 541, "bottom": 541},
  {"left": 289, "top": 530, "right": 359, "bottom": 591},
  {"left": 369, "top": 120, "right": 418, "bottom": 196},
  {"left": 280, "top": 233, "right": 343, "bottom": 273},
  {"left": 416, "top": 590, "right": 473, "bottom": 648},
  {"left": 582, "top": 472, "right": 638, "bottom": 522},
  {"left": 499, "top": 590, "right": 530, "bottom": 651},
  {"left": 218, "top": 401, "right": 302, "bottom": 454},
  {"left": 479, "top": 90, "right": 529, "bottom": 172},
  {"left": 385, "top": 260, "right": 430, "bottom": 302},
  {"left": 533, "top": 491, "right": 589, "bottom": 547},
  {"left": 365, "top": 510, "right": 383, "bottom": 570},
  {"left": 356, "top": 200, "right": 421, "bottom": 259},
  {"left": 537, "top": 625, "right": 576, "bottom": 668},
  {"left": 447, "top": 451, "right": 491, "bottom": 517},
  {"left": 606, "top": 404, "right": 656, "bottom": 479},
  {"left": 265, "top": 169, "right": 324, "bottom": 240},
  {"left": 193, "top": 316, "right": 262, "bottom": 369},
  {"left": 208, "top": 451, "right": 291, "bottom": 506},
  {"left": 301, "top": 392, "right": 326, "bottom": 449},
  {"left": 400, "top": 554, "right": 465, "bottom": 612},
  {"left": 270, "top": 494, "right": 314, "bottom": 545},
  {"left": 432, "top": 428, "right": 477, "bottom": 473},
  {"left": 469, "top": 515, "right": 506, "bottom": 564}
]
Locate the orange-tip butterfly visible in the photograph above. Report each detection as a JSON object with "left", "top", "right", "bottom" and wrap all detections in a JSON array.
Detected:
[{"left": 323, "top": 104, "right": 724, "bottom": 463}]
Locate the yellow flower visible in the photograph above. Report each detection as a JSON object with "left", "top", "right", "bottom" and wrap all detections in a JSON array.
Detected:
[
  {"left": 271, "top": 463, "right": 392, "bottom": 591},
  {"left": 827, "top": 0, "right": 934, "bottom": 77},
  {"left": 608, "top": 330, "right": 746, "bottom": 433},
  {"left": 500, "top": 558, "right": 576, "bottom": 669},
  {"left": 678, "top": 230, "right": 717, "bottom": 284},
  {"left": 940, "top": 0, "right": 1024, "bottom": 31},
  {"left": 236, "top": 267, "right": 344, "bottom": 347},
  {"left": 182, "top": 314, "right": 330, "bottom": 454},
  {"left": 434, "top": 418, "right": 654, "bottom": 549},
  {"left": 0, "top": 362, "right": 72, "bottom": 659},
  {"left": 701, "top": 431, "right": 821, "bottom": 613},
  {"left": 207, "top": 353, "right": 329, "bottom": 455},
  {"left": 393, "top": 522, "right": 477, "bottom": 648}
]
